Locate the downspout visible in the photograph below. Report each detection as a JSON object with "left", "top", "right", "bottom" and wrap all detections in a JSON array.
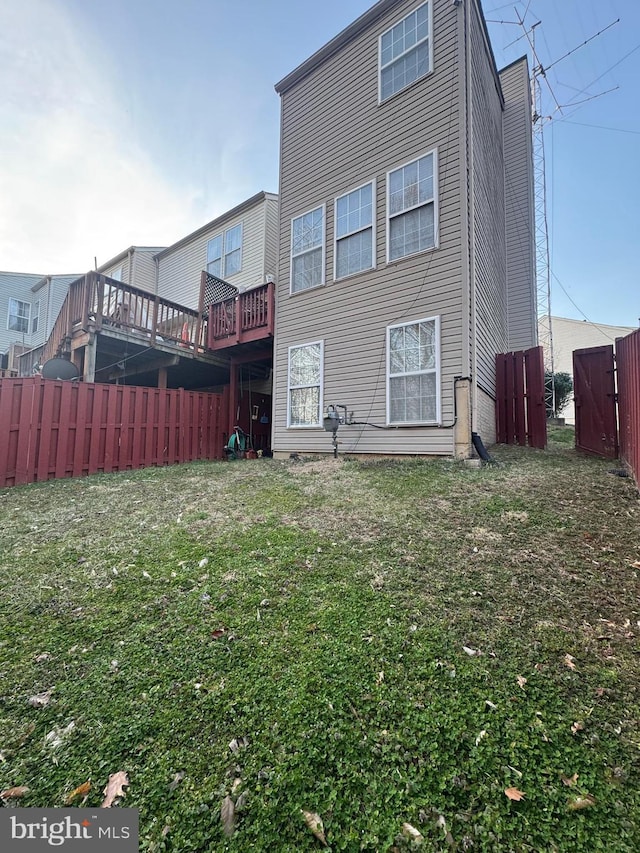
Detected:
[
  {"left": 127, "top": 247, "right": 133, "bottom": 286},
  {"left": 457, "top": 0, "right": 472, "bottom": 456},
  {"left": 466, "top": 0, "right": 478, "bottom": 434}
]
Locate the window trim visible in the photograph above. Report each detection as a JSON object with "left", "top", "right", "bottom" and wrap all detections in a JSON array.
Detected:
[
  {"left": 32, "top": 300, "right": 40, "bottom": 335},
  {"left": 378, "top": 1, "right": 433, "bottom": 104},
  {"left": 290, "top": 204, "right": 326, "bottom": 295},
  {"left": 287, "top": 340, "right": 324, "bottom": 428},
  {"left": 206, "top": 222, "right": 244, "bottom": 279},
  {"left": 386, "top": 148, "right": 439, "bottom": 263},
  {"left": 386, "top": 315, "right": 441, "bottom": 426},
  {"left": 333, "top": 179, "right": 377, "bottom": 282},
  {"left": 7, "top": 298, "right": 30, "bottom": 334}
]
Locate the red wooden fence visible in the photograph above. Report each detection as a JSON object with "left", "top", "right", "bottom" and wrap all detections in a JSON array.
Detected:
[
  {"left": 495, "top": 346, "right": 547, "bottom": 449},
  {"left": 0, "top": 378, "right": 227, "bottom": 488},
  {"left": 616, "top": 328, "right": 640, "bottom": 488}
]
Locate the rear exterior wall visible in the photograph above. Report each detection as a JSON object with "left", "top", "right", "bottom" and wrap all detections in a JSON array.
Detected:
[{"left": 273, "top": 0, "right": 467, "bottom": 456}]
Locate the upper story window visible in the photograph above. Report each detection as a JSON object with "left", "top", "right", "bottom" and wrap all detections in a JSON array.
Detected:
[
  {"left": 387, "top": 316, "right": 440, "bottom": 424},
  {"left": 207, "top": 223, "right": 243, "bottom": 279},
  {"left": 380, "top": 2, "right": 432, "bottom": 102},
  {"left": 335, "top": 182, "right": 375, "bottom": 279},
  {"left": 7, "top": 298, "right": 30, "bottom": 334},
  {"left": 387, "top": 150, "right": 437, "bottom": 261},
  {"left": 111, "top": 266, "right": 123, "bottom": 282},
  {"left": 291, "top": 206, "right": 324, "bottom": 293}
]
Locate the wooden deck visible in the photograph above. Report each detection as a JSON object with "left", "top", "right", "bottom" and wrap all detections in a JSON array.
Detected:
[{"left": 207, "top": 282, "right": 275, "bottom": 351}]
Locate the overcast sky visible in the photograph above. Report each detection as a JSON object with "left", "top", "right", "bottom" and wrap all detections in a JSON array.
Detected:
[{"left": 1, "top": 0, "right": 638, "bottom": 327}]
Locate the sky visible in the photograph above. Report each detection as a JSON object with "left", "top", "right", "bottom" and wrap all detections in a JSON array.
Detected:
[{"left": 0, "top": 0, "right": 638, "bottom": 328}]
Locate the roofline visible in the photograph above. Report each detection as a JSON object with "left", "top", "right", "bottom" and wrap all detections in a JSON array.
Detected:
[
  {"left": 275, "top": 0, "right": 404, "bottom": 94},
  {"left": 96, "top": 246, "right": 166, "bottom": 273},
  {"left": 32, "top": 273, "right": 83, "bottom": 293},
  {"left": 276, "top": 0, "right": 505, "bottom": 102},
  {"left": 154, "top": 191, "right": 278, "bottom": 260},
  {"left": 499, "top": 54, "right": 530, "bottom": 76}
]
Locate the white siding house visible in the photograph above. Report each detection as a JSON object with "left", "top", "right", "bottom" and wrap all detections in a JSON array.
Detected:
[
  {"left": 272, "top": 0, "right": 536, "bottom": 458},
  {"left": 156, "top": 192, "right": 279, "bottom": 309}
]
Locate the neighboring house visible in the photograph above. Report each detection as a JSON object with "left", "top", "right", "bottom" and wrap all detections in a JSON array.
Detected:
[
  {"left": 1, "top": 271, "right": 80, "bottom": 374},
  {"left": 155, "top": 191, "right": 279, "bottom": 308},
  {"left": 272, "top": 0, "right": 536, "bottom": 458},
  {"left": 98, "top": 247, "right": 166, "bottom": 295},
  {"left": 541, "top": 315, "right": 636, "bottom": 425}
]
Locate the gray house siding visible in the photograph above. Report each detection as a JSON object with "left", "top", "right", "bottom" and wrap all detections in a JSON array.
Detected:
[
  {"left": 263, "top": 195, "right": 279, "bottom": 283},
  {"left": 273, "top": 0, "right": 465, "bottom": 456},
  {"left": 501, "top": 58, "right": 537, "bottom": 351},
  {"left": 469, "top": 0, "right": 507, "bottom": 406},
  {"left": 0, "top": 272, "right": 43, "bottom": 355},
  {"left": 131, "top": 249, "right": 161, "bottom": 295},
  {"left": 156, "top": 192, "right": 277, "bottom": 309}
]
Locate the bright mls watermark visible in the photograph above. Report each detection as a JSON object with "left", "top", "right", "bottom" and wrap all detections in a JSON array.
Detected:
[{"left": 0, "top": 810, "right": 138, "bottom": 851}]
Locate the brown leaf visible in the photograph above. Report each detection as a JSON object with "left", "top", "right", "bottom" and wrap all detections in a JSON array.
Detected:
[
  {"left": 301, "top": 810, "right": 328, "bottom": 846},
  {"left": 65, "top": 781, "right": 91, "bottom": 804},
  {"left": 561, "top": 773, "right": 579, "bottom": 787},
  {"left": 0, "top": 786, "right": 29, "bottom": 800},
  {"left": 568, "top": 794, "right": 596, "bottom": 810},
  {"left": 517, "top": 675, "right": 527, "bottom": 690},
  {"left": 28, "top": 689, "right": 53, "bottom": 708},
  {"left": 101, "top": 771, "right": 129, "bottom": 808},
  {"left": 211, "top": 627, "right": 227, "bottom": 640},
  {"left": 571, "top": 721, "right": 584, "bottom": 735},
  {"left": 221, "top": 795, "right": 235, "bottom": 838},
  {"left": 505, "top": 787, "right": 525, "bottom": 801},
  {"left": 629, "top": 561, "right": 640, "bottom": 569},
  {"left": 563, "top": 654, "right": 577, "bottom": 670}
]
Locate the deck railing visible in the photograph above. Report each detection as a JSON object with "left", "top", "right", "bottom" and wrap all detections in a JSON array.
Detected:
[
  {"left": 207, "top": 281, "right": 274, "bottom": 351},
  {"left": 42, "top": 272, "right": 206, "bottom": 363}
]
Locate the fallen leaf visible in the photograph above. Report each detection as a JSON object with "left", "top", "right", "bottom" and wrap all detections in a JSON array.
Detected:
[
  {"left": 301, "top": 810, "right": 327, "bottom": 846},
  {"left": 35, "top": 653, "right": 51, "bottom": 663},
  {"left": 485, "top": 700, "right": 497, "bottom": 711},
  {"left": 564, "top": 654, "right": 577, "bottom": 670},
  {"left": 28, "top": 689, "right": 53, "bottom": 708},
  {"left": 211, "top": 628, "right": 227, "bottom": 639},
  {"left": 228, "top": 736, "right": 249, "bottom": 753},
  {"left": 505, "top": 787, "right": 525, "bottom": 801},
  {"left": 402, "top": 822, "right": 424, "bottom": 842},
  {"left": 568, "top": 794, "right": 596, "bottom": 810},
  {"left": 376, "top": 671, "right": 385, "bottom": 684},
  {"left": 0, "top": 786, "right": 29, "bottom": 800},
  {"left": 475, "top": 729, "right": 488, "bottom": 745},
  {"left": 571, "top": 721, "right": 585, "bottom": 735},
  {"left": 45, "top": 721, "right": 75, "bottom": 749},
  {"left": 168, "top": 771, "right": 185, "bottom": 793},
  {"left": 199, "top": 558, "right": 209, "bottom": 568},
  {"left": 142, "top": 571, "right": 152, "bottom": 579},
  {"left": 561, "top": 773, "right": 579, "bottom": 787},
  {"left": 629, "top": 561, "right": 640, "bottom": 569},
  {"left": 221, "top": 795, "right": 235, "bottom": 838},
  {"left": 463, "top": 646, "right": 481, "bottom": 656},
  {"left": 65, "top": 781, "right": 91, "bottom": 804},
  {"left": 517, "top": 675, "right": 527, "bottom": 690},
  {"left": 101, "top": 771, "right": 129, "bottom": 808}
]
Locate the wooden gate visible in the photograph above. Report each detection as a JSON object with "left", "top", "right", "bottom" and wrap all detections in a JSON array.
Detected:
[
  {"left": 573, "top": 345, "right": 618, "bottom": 458},
  {"left": 495, "top": 346, "right": 547, "bottom": 449}
]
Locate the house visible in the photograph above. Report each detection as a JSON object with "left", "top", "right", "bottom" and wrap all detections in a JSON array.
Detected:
[
  {"left": 32, "top": 193, "right": 278, "bottom": 448},
  {"left": 272, "top": 0, "right": 537, "bottom": 458},
  {"left": 540, "top": 315, "right": 637, "bottom": 425},
  {"left": 1, "top": 271, "right": 80, "bottom": 375}
]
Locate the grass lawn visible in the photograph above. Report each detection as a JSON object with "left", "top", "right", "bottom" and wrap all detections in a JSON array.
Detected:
[{"left": 0, "top": 429, "right": 639, "bottom": 851}]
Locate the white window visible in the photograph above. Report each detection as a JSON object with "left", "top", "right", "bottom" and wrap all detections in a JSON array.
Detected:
[
  {"left": 335, "top": 182, "right": 375, "bottom": 279},
  {"left": 380, "top": 2, "right": 432, "bottom": 102},
  {"left": 288, "top": 341, "right": 323, "bottom": 427},
  {"left": 387, "top": 150, "right": 437, "bottom": 261},
  {"left": 32, "top": 300, "right": 40, "bottom": 334},
  {"left": 387, "top": 317, "right": 440, "bottom": 424},
  {"left": 224, "top": 224, "right": 243, "bottom": 276},
  {"left": 291, "top": 206, "right": 324, "bottom": 293},
  {"left": 206, "top": 235, "right": 222, "bottom": 277},
  {"left": 7, "top": 298, "right": 30, "bottom": 334},
  {"left": 111, "top": 266, "right": 123, "bottom": 282},
  {"left": 206, "top": 223, "right": 243, "bottom": 278}
]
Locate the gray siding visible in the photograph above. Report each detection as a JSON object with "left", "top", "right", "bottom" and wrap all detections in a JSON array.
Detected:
[
  {"left": 0, "top": 272, "right": 43, "bottom": 354},
  {"left": 263, "top": 195, "right": 279, "bottom": 282},
  {"left": 501, "top": 59, "right": 537, "bottom": 351},
  {"left": 469, "top": 0, "right": 507, "bottom": 400},
  {"left": 274, "top": 0, "right": 465, "bottom": 456},
  {"left": 157, "top": 196, "right": 276, "bottom": 308},
  {"left": 131, "top": 249, "right": 160, "bottom": 295}
]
